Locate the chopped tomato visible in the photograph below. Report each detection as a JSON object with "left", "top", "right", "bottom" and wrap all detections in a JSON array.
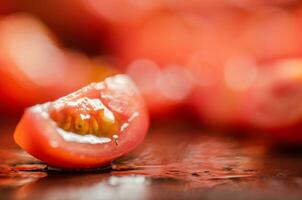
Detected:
[
  {"left": 190, "top": 57, "right": 302, "bottom": 141},
  {"left": 188, "top": 56, "right": 259, "bottom": 128},
  {"left": 126, "top": 59, "right": 194, "bottom": 118},
  {"left": 238, "top": 7, "right": 301, "bottom": 61},
  {"left": 113, "top": 11, "right": 238, "bottom": 117},
  {"left": 0, "top": 14, "right": 116, "bottom": 114},
  {"left": 113, "top": 12, "right": 204, "bottom": 68},
  {"left": 243, "top": 59, "right": 302, "bottom": 137},
  {"left": 14, "top": 75, "right": 149, "bottom": 169}
]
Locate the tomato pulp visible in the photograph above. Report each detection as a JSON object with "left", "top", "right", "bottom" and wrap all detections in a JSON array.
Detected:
[{"left": 14, "top": 75, "right": 149, "bottom": 169}]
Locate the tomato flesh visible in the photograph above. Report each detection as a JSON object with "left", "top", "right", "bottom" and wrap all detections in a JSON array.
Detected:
[
  {"left": 49, "top": 97, "right": 119, "bottom": 138},
  {"left": 14, "top": 75, "right": 149, "bottom": 169}
]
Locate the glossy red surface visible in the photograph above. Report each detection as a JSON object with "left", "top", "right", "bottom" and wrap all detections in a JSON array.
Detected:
[{"left": 14, "top": 75, "right": 149, "bottom": 169}]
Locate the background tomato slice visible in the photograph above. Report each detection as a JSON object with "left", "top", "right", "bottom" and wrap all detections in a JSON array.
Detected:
[
  {"left": 0, "top": 14, "right": 116, "bottom": 115},
  {"left": 243, "top": 59, "right": 302, "bottom": 132}
]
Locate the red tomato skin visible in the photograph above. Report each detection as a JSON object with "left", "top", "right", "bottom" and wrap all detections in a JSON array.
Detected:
[
  {"left": 242, "top": 81, "right": 302, "bottom": 142},
  {"left": 0, "top": 14, "right": 116, "bottom": 115},
  {"left": 14, "top": 75, "right": 149, "bottom": 169}
]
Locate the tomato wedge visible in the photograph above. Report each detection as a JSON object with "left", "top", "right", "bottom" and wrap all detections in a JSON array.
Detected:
[
  {"left": 0, "top": 14, "right": 117, "bottom": 115},
  {"left": 14, "top": 75, "right": 149, "bottom": 169},
  {"left": 244, "top": 59, "right": 302, "bottom": 131}
]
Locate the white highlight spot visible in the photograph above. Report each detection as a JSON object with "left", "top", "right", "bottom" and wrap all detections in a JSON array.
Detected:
[
  {"left": 80, "top": 113, "right": 91, "bottom": 120},
  {"left": 57, "top": 129, "right": 112, "bottom": 144},
  {"left": 108, "top": 175, "right": 147, "bottom": 186},
  {"left": 50, "top": 140, "right": 58, "bottom": 148}
]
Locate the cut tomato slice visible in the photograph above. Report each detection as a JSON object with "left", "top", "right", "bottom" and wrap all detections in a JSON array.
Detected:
[
  {"left": 242, "top": 59, "right": 302, "bottom": 142},
  {"left": 14, "top": 75, "right": 149, "bottom": 169},
  {"left": 126, "top": 59, "right": 194, "bottom": 118},
  {"left": 0, "top": 14, "right": 116, "bottom": 115}
]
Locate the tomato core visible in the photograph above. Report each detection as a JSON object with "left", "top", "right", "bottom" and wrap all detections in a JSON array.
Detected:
[{"left": 49, "top": 96, "right": 120, "bottom": 141}]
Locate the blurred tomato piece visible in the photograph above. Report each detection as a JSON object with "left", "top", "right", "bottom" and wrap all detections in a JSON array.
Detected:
[
  {"left": 189, "top": 56, "right": 259, "bottom": 128},
  {"left": 111, "top": 5, "right": 302, "bottom": 120},
  {"left": 119, "top": 12, "right": 202, "bottom": 66},
  {"left": 113, "top": 11, "right": 244, "bottom": 117},
  {"left": 0, "top": 14, "right": 116, "bottom": 115},
  {"left": 239, "top": 7, "right": 301, "bottom": 61},
  {"left": 190, "top": 55, "right": 302, "bottom": 140},
  {"left": 243, "top": 59, "right": 302, "bottom": 137},
  {"left": 126, "top": 59, "right": 193, "bottom": 117},
  {"left": 9, "top": 0, "right": 111, "bottom": 53},
  {"left": 113, "top": 11, "right": 242, "bottom": 67}
]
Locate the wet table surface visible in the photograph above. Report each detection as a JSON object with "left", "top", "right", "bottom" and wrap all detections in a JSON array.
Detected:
[{"left": 1, "top": 121, "right": 302, "bottom": 200}]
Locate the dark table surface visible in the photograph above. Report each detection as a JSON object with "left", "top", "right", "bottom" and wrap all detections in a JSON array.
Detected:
[{"left": 1, "top": 121, "right": 302, "bottom": 200}]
